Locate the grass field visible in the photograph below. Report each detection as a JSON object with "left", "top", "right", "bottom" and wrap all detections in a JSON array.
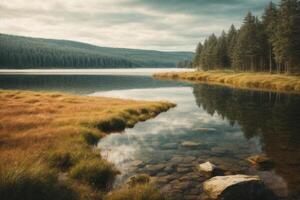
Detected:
[
  {"left": 154, "top": 70, "right": 300, "bottom": 93},
  {"left": 0, "top": 90, "right": 175, "bottom": 200}
]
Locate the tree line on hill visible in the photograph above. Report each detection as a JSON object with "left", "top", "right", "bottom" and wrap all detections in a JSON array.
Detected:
[
  {"left": 0, "top": 34, "right": 194, "bottom": 69},
  {"left": 0, "top": 35, "right": 138, "bottom": 68},
  {"left": 193, "top": 0, "right": 300, "bottom": 74}
]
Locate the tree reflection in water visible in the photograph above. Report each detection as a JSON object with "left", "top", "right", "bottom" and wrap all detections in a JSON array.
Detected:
[{"left": 193, "top": 84, "right": 300, "bottom": 198}]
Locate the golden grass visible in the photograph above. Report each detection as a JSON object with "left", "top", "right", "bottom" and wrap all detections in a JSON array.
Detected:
[
  {"left": 154, "top": 70, "right": 300, "bottom": 93},
  {"left": 0, "top": 90, "right": 175, "bottom": 199},
  {"left": 104, "top": 184, "right": 166, "bottom": 200}
]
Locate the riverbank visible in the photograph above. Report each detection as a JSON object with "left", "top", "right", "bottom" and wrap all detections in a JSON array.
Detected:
[
  {"left": 153, "top": 70, "right": 300, "bottom": 93},
  {"left": 0, "top": 90, "right": 175, "bottom": 200}
]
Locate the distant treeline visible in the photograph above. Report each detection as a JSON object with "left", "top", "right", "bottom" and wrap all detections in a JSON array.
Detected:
[
  {"left": 0, "top": 35, "right": 137, "bottom": 68},
  {"left": 0, "top": 34, "right": 194, "bottom": 69},
  {"left": 176, "top": 60, "right": 193, "bottom": 68},
  {"left": 193, "top": 0, "right": 300, "bottom": 74}
]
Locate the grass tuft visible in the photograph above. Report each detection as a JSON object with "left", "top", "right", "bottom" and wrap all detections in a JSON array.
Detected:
[
  {"left": 97, "top": 117, "right": 127, "bottom": 132},
  {"left": 70, "top": 159, "right": 120, "bottom": 190},
  {"left": 0, "top": 165, "right": 78, "bottom": 200},
  {"left": 46, "top": 151, "right": 76, "bottom": 171},
  {"left": 104, "top": 184, "right": 166, "bottom": 200},
  {"left": 81, "top": 131, "right": 101, "bottom": 145},
  {"left": 127, "top": 174, "right": 151, "bottom": 187}
]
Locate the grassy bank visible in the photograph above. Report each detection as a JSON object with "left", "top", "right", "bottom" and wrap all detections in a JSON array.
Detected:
[
  {"left": 0, "top": 90, "right": 175, "bottom": 200},
  {"left": 154, "top": 70, "right": 300, "bottom": 93}
]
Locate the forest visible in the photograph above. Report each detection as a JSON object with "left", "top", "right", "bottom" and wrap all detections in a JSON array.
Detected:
[
  {"left": 193, "top": 0, "right": 300, "bottom": 74},
  {"left": 0, "top": 34, "right": 193, "bottom": 69}
]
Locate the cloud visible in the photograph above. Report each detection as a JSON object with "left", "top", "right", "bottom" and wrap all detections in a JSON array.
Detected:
[{"left": 0, "top": 0, "right": 279, "bottom": 51}]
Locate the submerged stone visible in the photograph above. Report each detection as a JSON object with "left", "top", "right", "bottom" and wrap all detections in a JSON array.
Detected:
[
  {"left": 198, "top": 161, "right": 224, "bottom": 177},
  {"left": 198, "top": 161, "right": 216, "bottom": 173},
  {"left": 161, "top": 142, "right": 178, "bottom": 150},
  {"left": 144, "top": 164, "right": 165, "bottom": 175},
  {"left": 181, "top": 141, "right": 202, "bottom": 148},
  {"left": 203, "top": 174, "right": 265, "bottom": 200},
  {"left": 246, "top": 154, "right": 275, "bottom": 170},
  {"left": 127, "top": 174, "right": 150, "bottom": 187},
  {"left": 193, "top": 127, "right": 217, "bottom": 132}
]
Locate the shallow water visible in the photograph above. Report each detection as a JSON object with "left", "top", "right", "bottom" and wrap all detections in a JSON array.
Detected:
[{"left": 1, "top": 68, "right": 300, "bottom": 199}]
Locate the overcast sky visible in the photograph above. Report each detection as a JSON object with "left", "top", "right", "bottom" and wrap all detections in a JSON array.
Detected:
[{"left": 0, "top": 0, "right": 279, "bottom": 51}]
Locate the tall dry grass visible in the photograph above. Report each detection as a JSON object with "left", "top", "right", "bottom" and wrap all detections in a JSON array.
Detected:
[
  {"left": 0, "top": 90, "right": 175, "bottom": 200},
  {"left": 153, "top": 70, "right": 300, "bottom": 93}
]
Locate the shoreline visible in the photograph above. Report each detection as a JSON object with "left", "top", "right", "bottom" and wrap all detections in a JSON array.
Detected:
[
  {"left": 0, "top": 89, "right": 175, "bottom": 200},
  {"left": 153, "top": 70, "right": 300, "bottom": 94}
]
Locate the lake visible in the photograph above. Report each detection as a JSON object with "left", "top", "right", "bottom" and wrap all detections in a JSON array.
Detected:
[{"left": 1, "top": 68, "right": 300, "bottom": 200}]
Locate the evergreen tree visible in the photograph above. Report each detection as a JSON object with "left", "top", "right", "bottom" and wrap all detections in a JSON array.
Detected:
[
  {"left": 193, "top": 42, "right": 203, "bottom": 68},
  {"left": 227, "top": 25, "right": 238, "bottom": 67},
  {"left": 273, "top": 0, "right": 300, "bottom": 73},
  {"left": 262, "top": 2, "right": 278, "bottom": 73},
  {"left": 216, "top": 31, "right": 229, "bottom": 68},
  {"left": 233, "top": 12, "right": 268, "bottom": 71}
]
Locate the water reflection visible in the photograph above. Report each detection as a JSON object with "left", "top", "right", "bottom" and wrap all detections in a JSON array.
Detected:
[
  {"left": 193, "top": 84, "right": 300, "bottom": 198},
  {"left": 96, "top": 85, "right": 300, "bottom": 200},
  {"left": 0, "top": 75, "right": 186, "bottom": 94}
]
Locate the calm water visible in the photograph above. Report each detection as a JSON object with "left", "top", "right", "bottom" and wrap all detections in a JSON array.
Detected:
[{"left": 1, "top": 69, "right": 300, "bottom": 200}]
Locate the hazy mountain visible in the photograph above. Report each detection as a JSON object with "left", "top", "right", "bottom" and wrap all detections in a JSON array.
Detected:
[{"left": 0, "top": 34, "right": 194, "bottom": 69}]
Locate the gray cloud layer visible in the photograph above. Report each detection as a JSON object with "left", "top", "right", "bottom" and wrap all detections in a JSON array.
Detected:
[{"left": 0, "top": 0, "right": 279, "bottom": 51}]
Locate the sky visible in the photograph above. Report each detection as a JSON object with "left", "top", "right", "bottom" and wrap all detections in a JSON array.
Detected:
[{"left": 0, "top": 0, "right": 278, "bottom": 51}]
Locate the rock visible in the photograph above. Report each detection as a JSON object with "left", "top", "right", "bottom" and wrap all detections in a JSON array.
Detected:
[
  {"left": 127, "top": 174, "right": 150, "bottom": 187},
  {"left": 156, "top": 172, "right": 168, "bottom": 177},
  {"left": 177, "top": 167, "right": 191, "bottom": 173},
  {"left": 184, "top": 195, "right": 200, "bottom": 200},
  {"left": 161, "top": 143, "right": 178, "bottom": 150},
  {"left": 144, "top": 164, "right": 165, "bottom": 175},
  {"left": 246, "top": 155, "right": 275, "bottom": 170},
  {"left": 182, "top": 156, "right": 196, "bottom": 163},
  {"left": 181, "top": 141, "right": 202, "bottom": 148},
  {"left": 156, "top": 175, "right": 174, "bottom": 184},
  {"left": 160, "top": 184, "right": 172, "bottom": 193},
  {"left": 198, "top": 161, "right": 224, "bottom": 177},
  {"left": 145, "top": 164, "right": 165, "bottom": 171},
  {"left": 211, "top": 147, "right": 230, "bottom": 155},
  {"left": 170, "top": 155, "right": 185, "bottom": 163},
  {"left": 198, "top": 161, "right": 216, "bottom": 173},
  {"left": 203, "top": 174, "right": 265, "bottom": 200},
  {"left": 193, "top": 127, "right": 216, "bottom": 132},
  {"left": 164, "top": 166, "right": 175, "bottom": 173},
  {"left": 131, "top": 160, "right": 144, "bottom": 167},
  {"left": 173, "top": 181, "right": 191, "bottom": 190}
]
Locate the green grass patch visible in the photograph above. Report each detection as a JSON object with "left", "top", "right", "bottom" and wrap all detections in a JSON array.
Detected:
[
  {"left": 104, "top": 184, "right": 166, "bottom": 200},
  {"left": 0, "top": 165, "right": 78, "bottom": 200},
  {"left": 46, "top": 151, "right": 76, "bottom": 171},
  {"left": 81, "top": 131, "right": 101, "bottom": 145},
  {"left": 70, "top": 159, "right": 119, "bottom": 190}
]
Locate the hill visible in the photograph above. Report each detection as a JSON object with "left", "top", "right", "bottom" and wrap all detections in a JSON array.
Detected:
[{"left": 0, "top": 34, "right": 194, "bottom": 69}]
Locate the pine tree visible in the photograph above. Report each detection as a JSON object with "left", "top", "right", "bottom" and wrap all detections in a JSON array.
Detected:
[
  {"left": 206, "top": 34, "right": 218, "bottom": 69},
  {"left": 273, "top": 0, "right": 300, "bottom": 73},
  {"left": 193, "top": 42, "right": 203, "bottom": 68},
  {"left": 227, "top": 25, "right": 238, "bottom": 67},
  {"left": 262, "top": 2, "right": 278, "bottom": 73},
  {"left": 233, "top": 12, "right": 268, "bottom": 71},
  {"left": 216, "top": 31, "right": 229, "bottom": 68}
]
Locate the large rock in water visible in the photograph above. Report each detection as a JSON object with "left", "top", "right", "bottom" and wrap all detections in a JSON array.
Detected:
[{"left": 203, "top": 174, "right": 265, "bottom": 200}]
